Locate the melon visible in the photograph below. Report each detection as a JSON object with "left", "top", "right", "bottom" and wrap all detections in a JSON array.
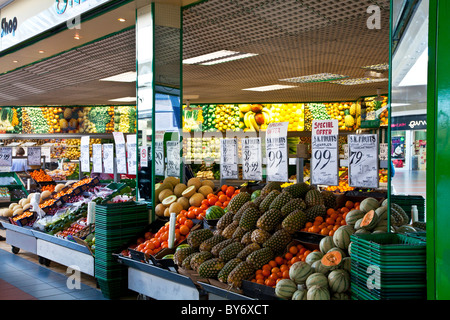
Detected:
[
  {"left": 347, "top": 242, "right": 353, "bottom": 256},
  {"left": 169, "top": 202, "right": 183, "bottom": 214},
  {"left": 354, "top": 218, "right": 363, "bottom": 230},
  {"left": 360, "top": 210, "right": 379, "bottom": 231},
  {"left": 328, "top": 269, "right": 350, "bottom": 293},
  {"left": 355, "top": 228, "right": 371, "bottom": 234},
  {"left": 342, "top": 257, "right": 351, "bottom": 273},
  {"left": 305, "top": 272, "right": 328, "bottom": 289},
  {"left": 187, "top": 178, "right": 202, "bottom": 191},
  {"left": 13, "top": 208, "right": 23, "bottom": 216},
  {"left": 307, "top": 285, "right": 330, "bottom": 300},
  {"left": 161, "top": 195, "right": 177, "bottom": 206},
  {"left": 275, "top": 279, "right": 297, "bottom": 300},
  {"left": 333, "top": 225, "right": 354, "bottom": 250},
  {"left": 164, "top": 207, "right": 170, "bottom": 217},
  {"left": 289, "top": 261, "right": 313, "bottom": 284},
  {"left": 319, "top": 236, "right": 335, "bottom": 254},
  {"left": 41, "top": 190, "right": 52, "bottom": 200},
  {"left": 291, "top": 289, "right": 307, "bottom": 300},
  {"left": 22, "top": 204, "right": 31, "bottom": 211},
  {"left": 331, "top": 292, "right": 350, "bottom": 300},
  {"left": 359, "top": 197, "right": 380, "bottom": 213},
  {"left": 173, "top": 183, "right": 187, "bottom": 197},
  {"left": 201, "top": 180, "right": 215, "bottom": 189},
  {"left": 305, "top": 251, "right": 324, "bottom": 266},
  {"left": 198, "top": 185, "right": 213, "bottom": 198},
  {"left": 181, "top": 186, "right": 196, "bottom": 198},
  {"left": 321, "top": 249, "right": 344, "bottom": 270},
  {"left": 205, "top": 206, "right": 225, "bottom": 220},
  {"left": 155, "top": 203, "right": 166, "bottom": 217},
  {"left": 164, "top": 176, "right": 180, "bottom": 188},
  {"left": 158, "top": 189, "right": 174, "bottom": 203},
  {"left": 311, "top": 260, "right": 330, "bottom": 276},
  {"left": 345, "top": 209, "right": 365, "bottom": 227},
  {"left": 177, "top": 197, "right": 190, "bottom": 210},
  {"left": 375, "top": 206, "right": 388, "bottom": 220},
  {"left": 189, "top": 193, "right": 205, "bottom": 207},
  {"left": 55, "top": 183, "right": 65, "bottom": 193},
  {"left": 2, "top": 209, "right": 13, "bottom": 217}
]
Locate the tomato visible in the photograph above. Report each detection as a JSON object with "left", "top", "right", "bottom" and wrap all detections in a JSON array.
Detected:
[
  {"left": 208, "top": 196, "right": 218, "bottom": 206},
  {"left": 218, "top": 194, "right": 228, "bottom": 203},
  {"left": 201, "top": 199, "right": 209, "bottom": 206}
]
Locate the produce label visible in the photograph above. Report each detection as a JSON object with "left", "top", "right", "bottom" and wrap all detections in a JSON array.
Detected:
[
  {"left": 379, "top": 143, "right": 388, "bottom": 161},
  {"left": 80, "top": 136, "right": 90, "bottom": 172},
  {"left": 220, "top": 138, "right": 239, "bottom": 180},
  {"left": 27, "top": 147, "right": 41, "bottom": 166},
  {"left": 103, "top": 144, "right": 114, "bottom": 174},
  {"left": 127, "top": 135, "right": 137, "bottom": 175},
  {"left": 92, "top": 144, "right": 103, "bottom": 173},
  {"left": 166, "top": 141, "right": 181, "bottom": 177},
  {"left": 265, "top": 122, "right": 289, "bottom": 182},
  {"left": 311, "top": 120, "right": 339, "bottom": 186},
  {"left": 242, "top": 137, "right": 262, "bottom": 181},
  {"left": 0, "top": 147, "right": 12, "bottom": 167},
  {"left": 348, "top": 134, "right": 379, "bottom": 189},
  {"left": 113, "top": 132, "right": 127, "bottom": 174}
]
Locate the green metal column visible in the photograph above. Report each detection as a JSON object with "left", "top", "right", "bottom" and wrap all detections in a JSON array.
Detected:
[{"left": 427, "top": 0, "right": 450, "bottom": 300}]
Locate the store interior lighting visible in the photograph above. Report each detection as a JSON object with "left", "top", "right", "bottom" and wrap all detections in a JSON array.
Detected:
[
  {"left": 100, "top": 71, "right": 137, "bottom": 82},
  {"left": 279, "top": 73, "right": 348, "bottom": 83},
  {"left": 108, "top": 96, "right": 137, "bottom": 102},
  {"left": 183, "top": 50, "right": 258, "bottom": 65},
  {"left": 242, "top": 84, "right": 297, "bottom": 92}
]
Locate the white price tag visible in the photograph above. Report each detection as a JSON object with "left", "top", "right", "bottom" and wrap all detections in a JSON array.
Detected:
[
  {"left": 92, "top": 144, "right": 103, "bottom": 173},
  {"left": 379, "top": 143, "right": 388, "bottom": 161},
  {"left": 80, "top": 136, "right": 90, "bottom": 172},
  {"left": 140, "top": 146, "right": 148, "bottom": 168},
  {"left": 220, "top": 138, "right": 239, "bottom": 180},
  {"left": 311, "top": 120, "right": 339, "bottom": 186},
  {"left": 348, "top": 134, "right": 379, "bottom": 189},
  {"left": 127, "top": 135, "right": 137, "bottom": 175},
  {"left": 103, "top": 144, "right": 114, "bottom": 174},
  {"left": 265, "top": 122, "right": 289, "bottom": 182},
  {"left": 0, "top": 147, "right": 12, "bottom": 166},
  {"left": 27, "top": 147, "right": 41, "bottom": 166},
  {"left": 242, "top": 138, "right": 262, "bottom": 181},
  {"left": 155, "top": 131, "right": 165, "bottom": 176},
  {"left": 166, "top": 141, "right": 181, "bottom": 177}
]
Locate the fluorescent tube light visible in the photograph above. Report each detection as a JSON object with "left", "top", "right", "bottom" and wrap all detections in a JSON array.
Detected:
[
  {"left": 183, "top": 50, "right": 239, "bottom": 65},
  {"left": 242, "top": 85, "right": 297, "bottom": 92},
  {"left": 100, "top": 71, "right": 136, "bottom": 83},
  {"left": 279, "top": 73, "right": 348, "bottom": 83},
  {"left": 398, "top": 49, "right": 428, "bottom": 87},
  {"left": 109, "top": 97, "right": 137, "bottom": 102},
  {"left": 200, "top": 53, "right": 258, "bottom": 65}
]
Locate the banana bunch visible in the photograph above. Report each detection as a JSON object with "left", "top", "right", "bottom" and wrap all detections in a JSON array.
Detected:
[{"left": 243, "top": 107, "right": 271, "bottom": 132}]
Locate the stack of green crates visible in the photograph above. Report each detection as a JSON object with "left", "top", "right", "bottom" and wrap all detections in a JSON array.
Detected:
[
  {"left": 94, "top": 201, "right": 149, "bottom": 299},
  {"left": 391, "top": 195, "right": 425, "bottom": 222},
  {"left": 349, "top": 233, "right": 426, "bottom": 300}
]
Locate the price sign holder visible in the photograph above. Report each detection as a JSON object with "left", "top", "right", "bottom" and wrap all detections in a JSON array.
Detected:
[
  {"left": 348, "top": 134, "right": 379, "bottom": 189},
  {"left": 80, "top": 136, "right": 90, "bottom": 173},
  {"left": 27, "top": 147, "right": 41, "bottom": 166},
  {"left": 220, "top": 138, "right": 239, "bottom": 181},
  {"left": 166, "top": 141, "right": 181, "bottom": 178},
  {"left": 265, "top": 122, "right": 289, "bottom": 182},
  {"left": 311, "top": 120, "right": 339, "bottom": 187},
  {"left": 242, "top": 137, "right": 262, "bottom": 181}
]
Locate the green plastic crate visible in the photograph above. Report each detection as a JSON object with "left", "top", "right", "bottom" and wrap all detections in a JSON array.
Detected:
[{"left": 391, "top": 195, "right": 426, "bottom": 222}]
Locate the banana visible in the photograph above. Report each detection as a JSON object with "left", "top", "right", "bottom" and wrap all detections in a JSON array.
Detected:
[
  {"left": 244, "top": 111, "right": 254, "bottom": 129},
  {"left": 249, "top": 112, "right": 259, "bottom": 132},
  {"left": 262, "top": 111, "right": 271, "bottom": 125}
]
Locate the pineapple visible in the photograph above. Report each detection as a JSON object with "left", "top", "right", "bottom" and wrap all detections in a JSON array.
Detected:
[
  {"left": 281, "top": 198, "right": 307, "bottom": 217},
  {"left": 262, "top": 229, "right": 292, "bottom": 255},
  {"left": 269, "top": 192, "right": 293, "bottom": 211},
  {"left": 198, "top": 258, "right": 225, "bottom": 279},
  {"left": 246, "top": 247, "right": 275, "bottom": 270},
  {"left": 238, "top": 206, "right": 261, "bottom": 231},
  {"left": 227, "top": 261, "right": 256, "bottom": 288},
  {"left": 282, "top": 209, "right": 307, "bottom": 234},
  {"left": 256, "top": 208, "right": 283, "bottom": 232},
  {"left": 219, "top": 242, "right": 245, "bottom": 262},
  {"left": 218, "top": 258, "right": 242, "bottom": 283}
]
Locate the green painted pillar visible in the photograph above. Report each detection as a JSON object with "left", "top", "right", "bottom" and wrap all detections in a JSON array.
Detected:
[{"left": 427, "top": 0, "right": 450, "bottom": 300}]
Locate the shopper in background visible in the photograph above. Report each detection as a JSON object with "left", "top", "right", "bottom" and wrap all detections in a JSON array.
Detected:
[{"left": 11, "top": 147, "right": 30, "bottom": 172}]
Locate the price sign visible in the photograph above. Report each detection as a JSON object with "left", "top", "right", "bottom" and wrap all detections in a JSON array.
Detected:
[
  {"left": 127, "top": 135, "right": 137, "bottom": 175},
  {"left": 348, "top": 134, "right": 379, "bottom": 189},
  {"left": 113, "top": 132, "right": 127, "bottom": 174},
  {"left": 0, "top": 147, "right": 12, "bottom": 166},
  {"left": 311, "top": 120, "right": 339, "bottom": 186},
  {"left": 155, "top": 131, "right": 165, "bottom": 176},
  {"left": 80, "top": 136, "right": 90, "bottom": 172},
  {"left": 27, "top": 147, "right": 41, "bottom": 166},
  {"left": 92, "top": 144, "right": 103, "bottom": 173},
  {"left": 220, "top": 138, "right": 239, "bottom": 180},
  {"left": 103, "top": 144, "right": 114, "bottom": 174},
  {"left": 379, "top": 143, "right": 388, "bottom": 161},
  {"left": 265, "top": 122, "right": 289, "bottom": 182},
  {"left": 242, "top": 138, "right": 262, "bottom": 181},
  {"left": 140, "top": 146, "right": 148, "bottom": 168},
  {"left": 166, "top": 141, "right": 180, "bottom": 177}
]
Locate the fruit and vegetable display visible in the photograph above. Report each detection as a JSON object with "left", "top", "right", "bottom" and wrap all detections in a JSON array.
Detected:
[
  {"left": 183, "top": 137, "right": 220, "bottom": 161},
  {"left": 0, "top": 107, "right": 22, "bottom": 133}
]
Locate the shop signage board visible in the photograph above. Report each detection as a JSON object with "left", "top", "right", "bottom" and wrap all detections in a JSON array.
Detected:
[
  {"left": 220, "top": 138, "right": 239, "bottom": 180},
  {"left": 0, "top": 147, "right": 12, "bottom": 166},
  {"left": 166, "top": 141, "right": 180, "bottom": 177},
  {"left": 348, "top": 134, "right": 379, "bottom": 189},
  {"left": 0, "top": 0, "right": 112, "bottom": 52},
  {"left": 80, "top": 136, "right": 90, "bottom": 172},
  {"left": 126, "top": 135, "right": 137, "bottom": 175},
  {"left": 391, "top": 114, "right": 427, "bottom": 131},
  {"left": 113, "top": 132, "right": 127, "bottom": 174},
  {"left": 265, "top": 122, "right": 289, "bottom": 182},
  {"left": 103, "top": 144, "right": 114, "bottom": 174},
  {"left": 154, "top": 131, "right": 165, "bottom": 176},
  {"left": 27, "top": 147, "right": 41, "bottom": 166},
  {"left": 242, "top": 137, "right": 262, "bottom": 181},
  {"left": 311, "top": 120, "right": 339, "bottom": 186},
  {"left": 92, "top": 144, "right": 102, "bottom": 173}
]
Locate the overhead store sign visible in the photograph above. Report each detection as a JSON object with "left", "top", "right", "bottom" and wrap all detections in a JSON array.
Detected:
[
  {"left": 0, "top": 0, "right": 111, "bottom": 52},
  {"left": 391, "top": 114, "right": 427, "bottom": 131}
]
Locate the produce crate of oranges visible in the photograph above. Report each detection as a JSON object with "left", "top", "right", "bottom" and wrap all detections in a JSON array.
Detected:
[
  {"left": 324, "top": 180, "right": 355, "bottom": 193},
  {"left": 250, "top": 243, "right": 320, "bottom": 288},
  {"left": 301, "top": 200, "right": 360, "bottom": 236}
]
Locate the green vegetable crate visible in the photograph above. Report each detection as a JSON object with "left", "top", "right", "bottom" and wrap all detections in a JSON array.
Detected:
[
  {"left": 391, "top": 195, "right": 425, "bottom": 222},
  {"left": 349, "top": 233, "right": 426, "bottom": 300},
  {"left": 94, "top": 201, "right": 149, "bottom": 299}
]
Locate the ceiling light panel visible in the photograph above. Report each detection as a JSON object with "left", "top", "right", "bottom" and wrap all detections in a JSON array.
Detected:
[
  {"left": 100, "top": 71, "right": 136, "bottom": 82},
  {"left": 280, "top": 73, "right": 348, "bottom": 83},
  {"left": 200, "top": 53, "right": 258, "bottom": 65},
  {"left": 183, "top": 50, "right": 239, "bottom": 64},
  {"left": 243, "top": 84, "right": 297, "bottom": 92},
  {"left": 329, "top": 78, "right": 389, "bottom": 85}
]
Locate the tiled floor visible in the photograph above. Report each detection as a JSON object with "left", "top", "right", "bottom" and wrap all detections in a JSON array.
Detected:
[{"left": 392, "top": 170, "right": 427, "bottom": 198}]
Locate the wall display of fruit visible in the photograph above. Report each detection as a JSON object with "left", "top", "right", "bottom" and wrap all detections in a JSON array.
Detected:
[
  {"left": 183, "top": 137, "right": 221, "bottom": 161},
  {"left": 0, "top": 107, "right": 22, "bottom": 133}
]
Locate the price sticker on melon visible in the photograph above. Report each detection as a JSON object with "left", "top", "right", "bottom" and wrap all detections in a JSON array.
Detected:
[
  {"left": 166, "top": 141, "right": 181, "bottom": 177},
  {"left": 220, "top": 138, "right": 239, "bottom": 180},
  {"left": 242, "top": 137, "right": 262, "bottom": 181},
  {"left": 265, "top": 122, "right": 289, "bottom": 182},
  {"left": 311, "top": 120, "right": 339, "bottom": 186},
  {"left": 27, "top": 147, "right": 41, "bottom": 166},
  {"left": 80, "top": 136, "right": 90, "bottom": 172},
  {"left": 348, "top": 134, "right": 379, "bottom": 189}
]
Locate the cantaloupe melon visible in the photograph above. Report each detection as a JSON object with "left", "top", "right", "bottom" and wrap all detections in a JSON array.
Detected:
[
  {"left": 173, "top": 183, "right": 187, "bottom": 197},
  {"left": 198, "top": 185, "right": 213, "bottom": 197},
  {"left": 181, "top": 186, "right": 196, "bottom": 198},
  {"left": 189, "top": 193, "right": 204, "bottom": 207},
  {"left": 158, "top": 189, "right": 174, "bottom": 203},
  {"left": 187, "top": 178, "right": 202, "bottom": 191}
]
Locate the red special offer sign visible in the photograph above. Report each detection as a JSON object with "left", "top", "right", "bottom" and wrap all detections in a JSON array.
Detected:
[{"left": 312, "top": 120, "right": 339, "bottom": 136}]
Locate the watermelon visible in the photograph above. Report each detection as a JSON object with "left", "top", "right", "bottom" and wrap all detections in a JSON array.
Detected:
[
  {"left": 305, "top": 272, "right": 328, "bottom": 289},
  {"left": 275, "top": 279, "right": 297, "bottom": 300},
  {"left": 328, "top": 269, "right": 350, "bottom": 293},
  {"left": 344, "top": 209, "right": 365, "bottom": 227},
  {"left": 205, "top": 206, "right": 225, "bottom": 220},
  {"left": 292, "top": 289, "right": 307, "bottom": 300},
  {"left": 333, "top": 225, "right": 354, "bottom": 250},
  {"left": 307, "top": 285, "right": 330, "bottom": 300},
  {"left": 319, "top": 236, "right": 335, "bottom": 254},
  {"left": 359, "top": 197, "right": 380, "bottom": 213},
  {"left": 305, "top": 251, "right": 324, "bottom": 265},
  {"left": 289, "top": 261, "right": 313, "bottom": 284}
]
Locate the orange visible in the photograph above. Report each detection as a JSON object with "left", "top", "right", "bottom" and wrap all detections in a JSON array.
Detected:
[
  {"left": 315, "top": 216, "right": 324, "bottom": 223},
  {"left": 221, "top": 185, "right": 228, "bottom": 192},
  {"left": 326, "top": 208, "right": 335, "bottom": 216},
  {"left": 179, "top": 225, "right": 190, "bottom": 236},
  {"left": 282, "top": 270, "right": 290, "bottom": 279},
  {"left": 256, "top": 278, "right": 265, "bottom": 285},
  {"left": 305, "top": 222, "right": 313, "bottom": 228},
  {"left": 262, "top": 264, "right": 272, "bottom": 271},
  {"left": 262, "top": 269, "right": 271, "bottom": 277},
  {"left": 280, "top": 264, "right": 289, "bottom": 272},
  {"left": 289, "top": 246, "right": 298, "bottom": 255},
  {"left": 187, "top": 211, "right": 196, "bottom": 219},
  {"left": 271, "top": 267, "right": 280, "bottom": 274},
  {"left": 326, "top": 218, "right": 335, "bottom": 225},
  {"left": 284, "top": 252, "right": 293, "bottom": 260},
  {"left": 345, "top": 200, "right": 354, "bottom": 209},
  {"left": 320, "top": 228, "right": 330, "bottom": 236},
  {"left": 290, "top": 256, "right": 301, "bottom": 264},
  {"left": 184, "top": 219, "right": 194, "bottom": 229},
  {"left": 219, "top": 195, "right": 228, "bottom": 203},
  {"left": 269, "top": 260, "right": 277, "bottom": 268},
  {"left": 265, "top": 278, "right": 276, "bottom": 287},
  {"left": 311, "top": 226, "right": 320, "bottom": 233},
  {"left": 275, "top": 256, "right": 284, "bottom": 265}
]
